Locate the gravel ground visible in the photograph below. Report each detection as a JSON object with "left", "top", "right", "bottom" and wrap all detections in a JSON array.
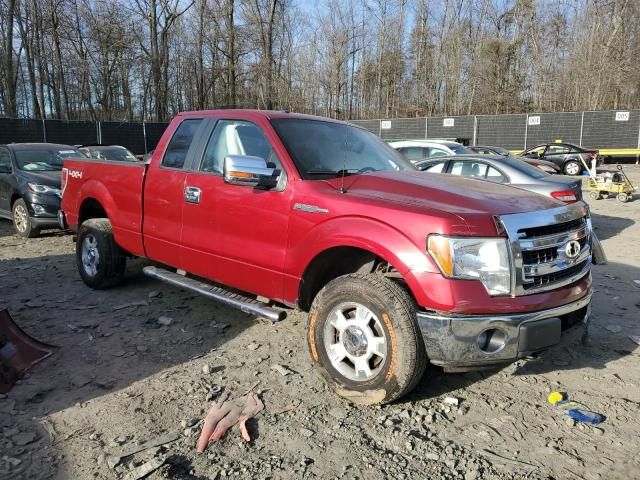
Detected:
[{"left": 1, "top": 167, "right": 639, "bottom": 480}]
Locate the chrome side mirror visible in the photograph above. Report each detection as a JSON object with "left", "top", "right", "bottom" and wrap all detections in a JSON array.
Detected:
[{"left": 223, "top": 155, "right": 279, "bottom": 188}]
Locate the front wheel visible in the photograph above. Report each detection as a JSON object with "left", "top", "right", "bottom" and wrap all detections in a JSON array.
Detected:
[
  {"left": 76, "top": 218, "right": 126, "bottom": 289},
  {"left": 564, "top": 160, "right": 581, "bottom": 176},
  {"left": 617, "top": 192, "right": 629, "bottom": 203},
  {"left": 307, "top": 274, "right": 427, "bottom": 405},
  {"left": 588, "top": 191, "right": 601, "bottom": 201},
  {"left": 12, "top": 199, "right": 40, "bottom": 238}
]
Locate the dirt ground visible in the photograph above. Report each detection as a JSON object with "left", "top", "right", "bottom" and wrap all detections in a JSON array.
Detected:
[{"left": 1, "top": 167, "right": 639, "bottom": 480}]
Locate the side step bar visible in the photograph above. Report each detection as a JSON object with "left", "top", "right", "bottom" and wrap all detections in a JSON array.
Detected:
[{"left": 143, "top": 266, "right": 286, "bottom": 322}]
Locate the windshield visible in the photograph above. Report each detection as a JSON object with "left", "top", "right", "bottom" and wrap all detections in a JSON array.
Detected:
[
  {"left": 15, "top": 148, "right": 84, "bottom": 171},
  {"left": 90, "top": 147, "right": 137, "bottom": 162},
  {"left": 491, "top": 146, "right": 511, "bottom": 156},
  {"left": 271, "top": 119, "right": 414, "bottom": 179},
  {"left": 449, "top": 144, "right": 473, "bottom": 154},
  {"left": 507, "top": 157, "right": 549, "bottom": 179}
]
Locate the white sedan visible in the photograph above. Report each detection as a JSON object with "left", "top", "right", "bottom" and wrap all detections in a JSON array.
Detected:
[{"left": 388, "top": 139, "right": 473, "bottom": 163}]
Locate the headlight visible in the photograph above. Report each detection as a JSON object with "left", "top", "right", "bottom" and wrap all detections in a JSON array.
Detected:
[
  {"left": 428, "top": 235, "right": 512, "bottom": 296},
  {"left": 27, "top": 183, "right": 62, "bottom": 197}
]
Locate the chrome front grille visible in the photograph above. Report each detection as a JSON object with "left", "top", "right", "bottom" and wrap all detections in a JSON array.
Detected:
[
  {"left": 498, "top": 204, "right": 592, "bottom": 296},
  {"left": 517, "top": 217, "right": 586, "bottom": 238}
]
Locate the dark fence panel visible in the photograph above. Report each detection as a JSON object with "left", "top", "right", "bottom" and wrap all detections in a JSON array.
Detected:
[
  {"left": 44, "top": 120, "right": 98, "bottom": 146},
  {"left": 350, "top": 119, "right": 379, "bottom": 135},
  {"left": 0, "top": 118, "right": 45, "bottom": 143},
  {"left": 3, "top": 111, "right": 639, "bottom": 157},
  {"left": 143, "top": 122, "right": 169, "bottom": 153},
  {"left": 582, "top": 111, "right": 640, "bottom": 149},
  {"left": 101, "top": 122, "right": 146, "bottom": 154},
  {"left": 426, "top": 116, "right": 475, "bottom": 144},
  {"left": 379, "top": 118, "right": 425, "bottom": 140},
  {"left": 524, "top": 112, "right": 582, "bottom": 148},
  {"left": 476, "top": 114, "right": 527, "bottom": 150}
]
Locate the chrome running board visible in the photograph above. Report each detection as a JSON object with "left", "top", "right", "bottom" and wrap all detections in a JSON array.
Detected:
[{"left": 143, "top": 266, "right": 285, "bottom": 322}]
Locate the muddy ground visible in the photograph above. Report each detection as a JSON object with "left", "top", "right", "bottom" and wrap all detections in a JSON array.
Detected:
[{"left": 1, "top": 167, "right": 639, "bottom": 480}]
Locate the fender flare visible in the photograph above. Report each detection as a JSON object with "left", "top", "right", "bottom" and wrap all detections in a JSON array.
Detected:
[
  {"left": 287, "top": 216, "right": 439, "bottom": 305},
  {"left": 77, "top": 179, "right": 117, "bottom": 224}
]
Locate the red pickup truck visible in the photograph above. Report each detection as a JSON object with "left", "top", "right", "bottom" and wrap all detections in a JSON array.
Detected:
[{"left": 61, "top": 110, "right": 598, "bottom": 404}]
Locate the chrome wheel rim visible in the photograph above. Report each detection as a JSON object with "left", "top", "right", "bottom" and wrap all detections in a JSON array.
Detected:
[
  {"left": 565, "top": 162, "right": 580, "bottom": 175},
  {"left": 13, "top": 204, "right": 28, "bottom": 233},
  {"left": 81, "top": 234, "right": 100, "bottom": 277},
  {"left": 323, "top": 302, "right": 387, "bottom": 382}
]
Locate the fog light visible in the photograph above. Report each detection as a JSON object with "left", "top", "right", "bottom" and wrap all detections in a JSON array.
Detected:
[
  {"left": 32, "top": 204, "right": 46, "bottom": 215},
  {"left": 477, "top": 328, "right": 507, "bottom": 354}
]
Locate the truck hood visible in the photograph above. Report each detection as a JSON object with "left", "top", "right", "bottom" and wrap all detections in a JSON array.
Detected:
[{"left": 332, "top": 170, "right": 560, "bottom": 218}]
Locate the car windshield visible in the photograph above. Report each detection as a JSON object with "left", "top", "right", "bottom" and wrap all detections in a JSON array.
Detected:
[
  {"left": 90, "top": 147, "right": 137, "bottom": 162},
  {"left": 491, "top": 146, "right": 511, "bottom": 156},
  {"left": 271, "top": 119, "right": 414, "bottom": 179},
  {"left": 449, "top": 144, "right": 472, "bottom": 154},
  {"left": 506, "top": 157, "right": 549, "bottom": 178},
  {"left": 14, "top": 147, "right": 84, "bottom": 171}
]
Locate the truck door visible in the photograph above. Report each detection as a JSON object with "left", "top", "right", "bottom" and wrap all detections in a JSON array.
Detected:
[
  {"left": 142, "top": 118, "right": 206, "bottom": 268},
  {"left": 181, "top": 119, "right": 292, "bottom": 301}
]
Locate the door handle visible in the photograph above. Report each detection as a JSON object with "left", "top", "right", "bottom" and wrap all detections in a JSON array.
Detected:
[{"left": 184, "top": 186, "right": 201, "bottom": 204}]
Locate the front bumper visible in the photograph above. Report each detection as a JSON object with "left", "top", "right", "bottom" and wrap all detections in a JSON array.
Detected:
[
  {"left": 23, "top": 192, "right": 62, "bottom": 229},
  {"left": 417, "top": 290, "right": 592, "bottom": 370}
]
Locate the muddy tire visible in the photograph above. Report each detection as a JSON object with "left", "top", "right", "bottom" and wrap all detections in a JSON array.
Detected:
[
  {"left": 12, "top": 199, "right": 39, "bottom": 238},
  {"left": 76, "top": 218, "right": 126, "bottom": 289},
  {"left": 307, "top": 274, "right": 427, "bottom": 405}
]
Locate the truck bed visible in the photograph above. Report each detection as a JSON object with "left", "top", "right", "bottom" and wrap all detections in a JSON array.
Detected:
[{"left": 61, "top": 159, "right": 147, "bottom": 256}]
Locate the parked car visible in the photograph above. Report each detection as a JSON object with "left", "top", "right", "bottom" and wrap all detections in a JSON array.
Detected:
[
  {"left": 79, "top": 145, "right": 138, "bottom": 162},
  {"left": 61, "top": 110, "right": 599, "bottom": 405},
  {"left": 0, "top": 143, "right": 86, "bottom": 237},
  {"left": 415, "top": 154, "right": 583, "bottom": 203},
  {"left": 521, "top": 142, "right": 601, "bottom": 175},
  {"left": 469, "top": 145, "right": 561, "bottom": 173},
  {"left": 469, "top": 145, "right": 513, "bottom": 157},
  {"left": 389, "top": 139, "right": 472, "bottom": 163}
]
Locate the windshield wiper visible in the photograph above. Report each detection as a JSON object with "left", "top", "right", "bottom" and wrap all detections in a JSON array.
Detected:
[{"left": 306, "top": 169, "right": 359, "bottom": 177}]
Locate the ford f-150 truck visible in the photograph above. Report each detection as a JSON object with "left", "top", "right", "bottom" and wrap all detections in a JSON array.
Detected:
[{"left": 60, "top": 110, "right": 600, "bottom": 404}]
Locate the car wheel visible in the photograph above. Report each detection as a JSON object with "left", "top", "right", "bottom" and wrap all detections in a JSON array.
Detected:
[
  {"left": 12, "top": 199, "right": 40, "bottom": 238},
  {"left": 308, "top": 273, "right": 427, "bottom": 405},
  {"left": 564, "top": 160, "right": 581, "bottom": 176},
  {"left": 617, "top": 193, "right": 629, "bottom": 203},
  {"left": 76, "top": 218, "right": 126, "bottom": 289},
  {"left": 588, "top": 191, "right": 601, "bottom": 201}
]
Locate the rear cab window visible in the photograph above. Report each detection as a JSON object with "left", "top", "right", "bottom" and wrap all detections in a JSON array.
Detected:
[{"left": 162, "top": 118, "right": 203, "bottom": 169}]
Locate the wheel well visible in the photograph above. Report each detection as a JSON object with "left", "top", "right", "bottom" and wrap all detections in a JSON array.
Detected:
[
  {"left": 299, "top": 247, "right": 398, "bottom": 311},
  {"left": 10, "top": 194, "right": 21, "bottom": 208},
  {"left": 79, "top": 198, "right": 108, "bottom": 225}
]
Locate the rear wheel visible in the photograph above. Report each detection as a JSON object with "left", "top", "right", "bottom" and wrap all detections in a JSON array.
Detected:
[
  {"left": 617, "top": 193, "right": 629, "bottom": 203},
  {"left": 12, "top": 199, "right": 39, "bottom": 238},
  {"left": 564, "top": 160, "right": 581, "bottom": 176},
  {"left": 76, "top": 218, "right": 126, "bottom": 289},
  {"left": 308, "top": 273, "right": 427, "bottom": 405}
]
